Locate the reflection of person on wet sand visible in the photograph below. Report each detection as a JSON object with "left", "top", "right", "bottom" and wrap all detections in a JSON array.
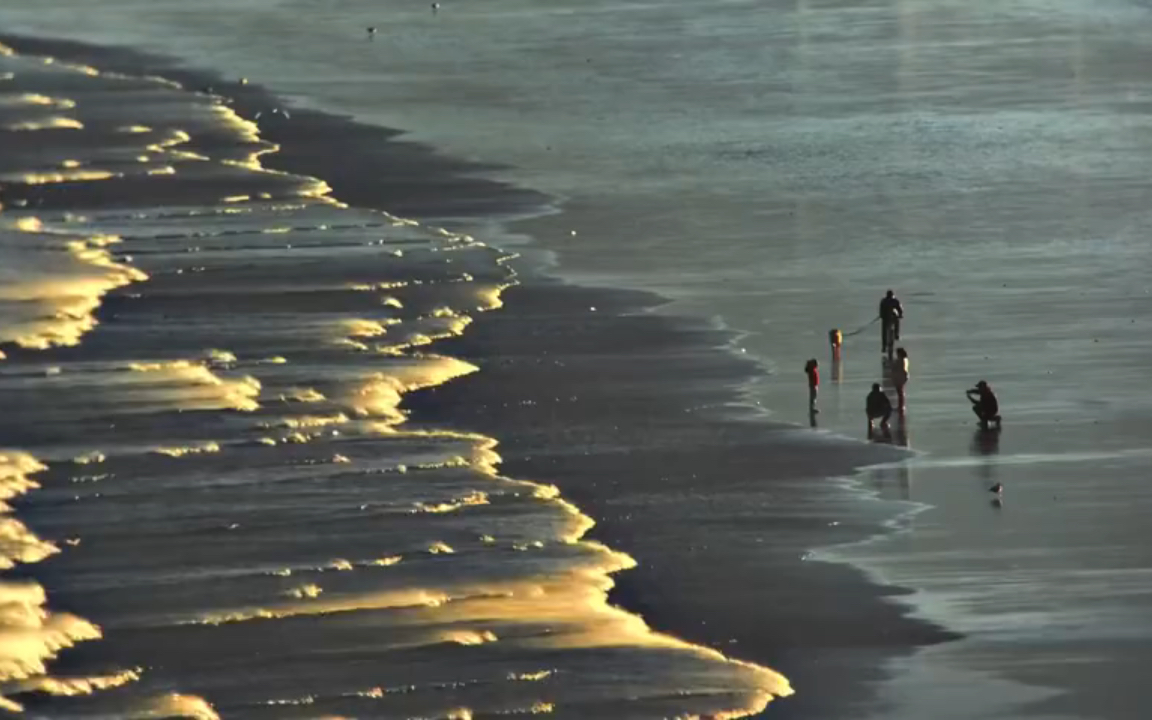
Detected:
[
  {"left": 892, "top": 347, "right": 909, "bottom": 411},
  {"left": 970, "top": 426, "right": 1001, "bottom": 456},
  {"left": 866, "top": 382, "right": 892, "bottom": 435},
  {"left": 966, "top": 380, "right": 1001, "bottom": 430}
]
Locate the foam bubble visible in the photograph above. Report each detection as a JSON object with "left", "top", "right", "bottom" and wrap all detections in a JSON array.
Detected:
[{"left": 284, "top": 584, "right": 323, "bottom": 600}]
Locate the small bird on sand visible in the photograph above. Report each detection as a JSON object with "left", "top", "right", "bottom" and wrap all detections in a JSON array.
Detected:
[
  {"left": 989, "top": 482, "right": 1003, "bottom": 494},
  {"left": 367, "top": 26, "right": 377, "bottom": 38},
  {"left": 431, "top": 2, "right": 440, "bottom": 13}
]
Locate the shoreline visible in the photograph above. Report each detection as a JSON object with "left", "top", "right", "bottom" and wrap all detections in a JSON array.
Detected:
[{"left": 0, "top": 32, "right": 958, "bottom": 717}]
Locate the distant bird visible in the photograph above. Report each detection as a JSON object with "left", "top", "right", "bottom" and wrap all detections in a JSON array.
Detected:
[
  {"left": 989, "top": 482, "right": 1003, "bottom": 495},
  {"left": 366, "top": 26, "right": 377, "bottom": 39},
  {"left": 431, "top": 2, "right": 440, "bottom": 12}
]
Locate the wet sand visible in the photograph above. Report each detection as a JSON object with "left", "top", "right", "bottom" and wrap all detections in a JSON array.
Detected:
[{"left": 417, "top": 279, "right": 959, "bottom": 718}]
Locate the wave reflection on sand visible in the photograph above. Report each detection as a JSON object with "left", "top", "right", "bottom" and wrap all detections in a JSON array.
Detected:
[{"left": 0, "top": 43, "right": 790, "bottom": 717}]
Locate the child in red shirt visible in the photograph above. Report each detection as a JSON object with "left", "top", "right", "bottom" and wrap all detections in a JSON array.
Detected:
[{"left": 805, "top": 358, "right": 819, "bottom": 413}]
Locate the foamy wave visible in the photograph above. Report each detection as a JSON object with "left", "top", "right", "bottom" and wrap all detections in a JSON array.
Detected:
[
  {"left": 284, "top": 584, "right": 323, "bottom": 599},
  {"left": 263, "top": 413, "right": 348, "bottom": 430},
  {"left": 0, "top": 581, "right": 102, "bottom": 699},
  {"left": 282, "top": 386, "right": 325, "bottom": 403},
  {"left": 0, "top": 519, "right": 58, "bottom": 570},
  {"left": 0, "top": 218, "right": 147, "bottom": 350},
  {"left": 129, "top": 693, "right": 221, "bottom": 720},
  {"left": 0, "top": 452, "right": 58, "bottom": 571},
  {"left": 6, "top": 668, "right": 140, "bottom": 697},
  {"left": 9, "top": 169, "right": 116, "bottom": 184},
  {"left": 72, "top": 451, "right": 106, "bottom": 465},
  {"left": 151, "top": 441, "right": 221, "bottom": 458},
  {"left": 413, "top": 491, "right": 489, "bottom": 514},
  {"left": 0, "top": 452, "right": 45, "bottom": 512},
  {"left": 0, "top": 93, "right": 76, "bottom": 109},
  {"left": 341, "top": 355, "right": 478, "bottom": 423},
  {"left": 4, "top": 116, "right": 83, "bottom": 130},
  {"left": 189, "top": 589, "right": 450, "bottom": 626},
  {"left": 125, "top": 360, "right": 261, "bottom": 412},
  {"left": 444, "top": 630, "right": 497, "bottom": 646}
]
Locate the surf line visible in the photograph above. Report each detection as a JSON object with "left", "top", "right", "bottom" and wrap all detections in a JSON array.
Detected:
[{"left": 0, "top": 38, "right": 795, "bottom": 717}]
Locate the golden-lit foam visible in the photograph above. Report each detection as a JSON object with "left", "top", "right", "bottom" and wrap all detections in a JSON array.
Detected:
[
  {"left": 0, "top": 519, "right": 58, "bottom": 570},
  {"left": 5, "top": 116, "right": 83, "bottom": 131},
  {"left": 125, "top": 360, "right": 260, "bottom": 412},
  {"left": 0, "top": 453, "right": 58, "bottom": 570},
  {"left": 204, "top": 349, "right": 237, "bottom": 365},
  {"left": 145, "top": 129, "right": 190, "bottom": 153},
  {"left": 151, "top": 442, "right": 221, "bottom": 458},
  {"left": 0, "top": 93, "right": 76, "bottom": 109},
  {"left": 7, "top": 668, "right": 140, "bottom": 697},
  {"left": 0, "top": 580, "right": 104, "bottom": 708},
  {"left": 13, "top": 169, "right": 116, "bottom": 184},
  {"left": 189, "top": 589, "right": 451, "bottom": 626},
  {"left": 341, "top": 355, "right": 478, "bottom": 423},
  {"left": 263, "top": 414, "right": 349, "bottom": 430},
  {"left": 284, "top": 584, "right": 323, "bottom": 600},
  {"left": 0, "top": 219, "right": 147, "bottom": 350},
  {"left": 0, "top": 455, "right": 62, "bottom": 694},
  {"left": 0, "top": 452, "right": 45, "bottom": 514},
  {"left": 413, "top": 491, "right": 489, "bottom": 514},
  {"left": 444, "top": 630, "right": 497, "bottom": 646},
  {"left": 72, "top": 451, "right": 106, "bottom": 465},
  {"left": 475, "top": 283, "right": 511, "bottom": 312},
  {"left": 342, "top": 318, "right": 393, "bottom": 338},
  {"left": 130, "top": 693, "right": 220, "bottom": 720},
  {"left": 265, "top": 695, "right": 316, "bottom": 706}
]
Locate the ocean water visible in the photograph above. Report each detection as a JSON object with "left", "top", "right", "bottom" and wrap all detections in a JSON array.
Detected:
[
  {"left": 3, "top": 0, "right": 1152, "bottom": 718},
  {"left": 0, "top": 46, "right": 789, "bottom": 717}
]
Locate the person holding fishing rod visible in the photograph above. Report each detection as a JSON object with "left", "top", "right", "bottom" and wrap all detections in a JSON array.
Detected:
[{"left": 879, "top": 289, "right": 904, "bottom": 357}]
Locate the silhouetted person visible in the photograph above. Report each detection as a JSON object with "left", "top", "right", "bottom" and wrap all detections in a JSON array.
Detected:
[
  {"left": 893, "top": 347, "right": 909, "bottom": 411},
  {"left": 866, "top": 382, "right": 892, "bottom": 433},
  {"left": 966, "top": 380, "right": 1001, "bottom": 429},
  {"left": 879, "top": 289, "right": 904, "bottom": 354},
  {"left": 804, "top": 358, "right": 819, "bottom": 413}
]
